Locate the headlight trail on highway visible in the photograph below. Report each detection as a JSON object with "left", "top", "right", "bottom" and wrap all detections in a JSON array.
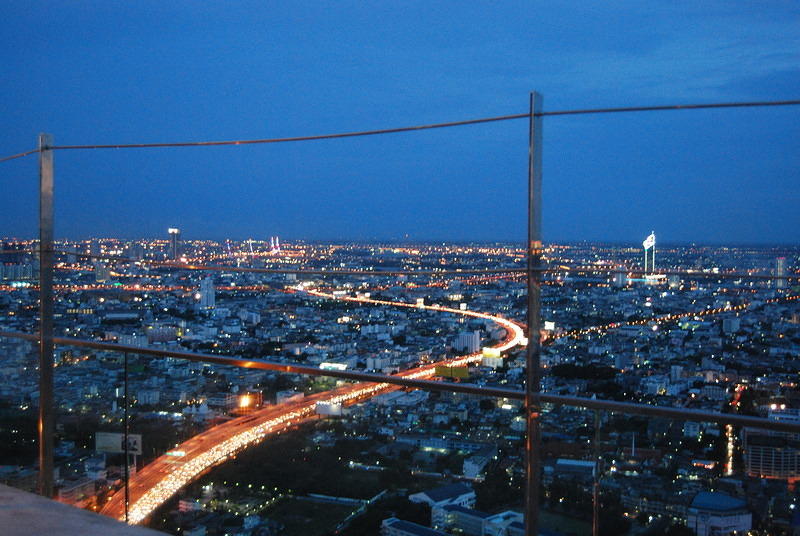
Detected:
[{"left": 103, "top": 287, "right": 526, "bottom": 524}]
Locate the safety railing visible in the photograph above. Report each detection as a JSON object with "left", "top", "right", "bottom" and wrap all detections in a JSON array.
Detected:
[{"left": 0, "top": 92, "right": 799, "bottom": 535}]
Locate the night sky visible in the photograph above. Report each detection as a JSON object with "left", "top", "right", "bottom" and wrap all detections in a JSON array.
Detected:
[{"left": 1, "top": 2, "right": 798, "bottom": 245}]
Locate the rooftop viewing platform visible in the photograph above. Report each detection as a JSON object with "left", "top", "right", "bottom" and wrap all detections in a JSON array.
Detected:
[{"left": 0, "top": 484, "right": 166, "bottom": 536}]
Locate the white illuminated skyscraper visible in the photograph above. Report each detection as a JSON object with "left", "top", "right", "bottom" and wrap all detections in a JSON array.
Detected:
[
  {"left": 642, "top": 232, "right": 656, "bottom": 274},
  {"left": 168, "top": 228, "right": 181, "bottom": 260}
]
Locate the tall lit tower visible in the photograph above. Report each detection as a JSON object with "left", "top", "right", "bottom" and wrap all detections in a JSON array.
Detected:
[
  {"left": 776, "top": 257, "right": 787, "bottom": 289},
  {"left": 167, "top": 228, "right": 181, "bottom": 260},
  {"left": 642, "top": 231, "right": 656, "bottom": 274}
]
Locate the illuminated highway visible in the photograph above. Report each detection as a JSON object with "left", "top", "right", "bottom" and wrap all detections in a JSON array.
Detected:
[
  {"left": 303, "top": 288, "right": 527, "bottom": 355},
  {"left": 102, "top": 284, "right": 797, "bottom": 524},
  {"left": 556, "top": 293, "right": 800, "bottom": 341},
  {"left": 101, "top": 288, "right": 526, "bottom": 523}
]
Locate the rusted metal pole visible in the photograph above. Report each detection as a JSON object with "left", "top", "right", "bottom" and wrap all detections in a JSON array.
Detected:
[
  {"left": 593, "top": 410, "right": 601, "bottom": 536},
  {"left": 37, "top": 133, "right": 54, "bottom": 497},
  {"left": 124, "top": 352, "right": 130, "bottom": 523},
  {"left": 525, "top": 91, "right": 543, "bottom": 536}
]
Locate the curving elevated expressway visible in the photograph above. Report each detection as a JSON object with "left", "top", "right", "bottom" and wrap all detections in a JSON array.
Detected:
[{"left": 101, "top": 289, "right": 526, "bottom": 524}]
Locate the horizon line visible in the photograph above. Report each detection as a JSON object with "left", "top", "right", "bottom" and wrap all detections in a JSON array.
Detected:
[{"left": 1, "top": 235, "right": 799, "bottom": 250}]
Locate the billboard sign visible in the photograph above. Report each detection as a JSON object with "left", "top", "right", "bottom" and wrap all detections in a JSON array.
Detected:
[{"left": 95, "top": 432, "right": 142, "bottom": 455}]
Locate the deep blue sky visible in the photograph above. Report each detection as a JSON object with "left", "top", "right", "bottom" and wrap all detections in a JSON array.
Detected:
[{"left": 1, "top": 2, "right": 798, "bottom": 244}]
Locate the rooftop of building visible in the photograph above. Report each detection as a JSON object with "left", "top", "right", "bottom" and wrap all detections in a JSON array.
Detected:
[
  {"left": 383, "top": 517, "right": 447, "bottom": 536},
  {"left": 416, "top": 482, "right": 474, "bottom": 503},
  {"left": 690, "top": 491, "right": 747, "bottom": 512},
  {"left": 0, "top": 484, "right": 167, "bottom": 536},
  {"left": 441, "top": 503, "right": 491, "bottom": 518}
]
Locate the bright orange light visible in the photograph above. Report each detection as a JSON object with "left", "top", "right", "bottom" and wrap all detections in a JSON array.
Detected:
[{"left": 239, "top": 395, "right": 251, "bottom": 408}]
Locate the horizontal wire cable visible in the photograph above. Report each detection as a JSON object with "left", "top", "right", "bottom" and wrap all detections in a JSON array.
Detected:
[
  {"left": 538, "top": 99, "right": 800, "bottom": 117},
  {"left": 1, "top": 98, "right": 796, "bottom": 162},
  {"left": 47, "top": 113, "right": 529, "bottom": 151},
  {"left": 47, "top": 98, "right": 800, "bottom": 150},
  {"left": 0, "top": 148, "right": 39, "bottom": 163}
]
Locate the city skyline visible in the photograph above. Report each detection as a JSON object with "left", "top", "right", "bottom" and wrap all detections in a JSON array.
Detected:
[
  {"left": 0, "top": 236, "right": 797, "bottom": 534},
  {"left": 1, "top": 5, "right": 799, "bottom": 535},
  {"left": 6, "top": 234, "right": 800, "bottom": 250}
]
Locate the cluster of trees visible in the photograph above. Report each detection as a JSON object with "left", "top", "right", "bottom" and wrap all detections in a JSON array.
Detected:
[
  {"left": 198, "top": 426, "right": 385, "bottom": 500},
  {"left": 551, "top": 363, "right": 618, "bottom": 380},
  {"left": 545, "top": 479, "right": 631, "bottom": 536},
  {"left": 475, "top": 464, "right": 522, "bottom": 511},
  {"left": 0, "top": 405, "right": 37, "bottom": 464},
  {"left": 340, "top": 497, "right": 429, "bottom": 536}
]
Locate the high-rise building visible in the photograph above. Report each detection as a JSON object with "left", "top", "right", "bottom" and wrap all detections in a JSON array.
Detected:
[
  {"left": 722, "top": 317, "right": 741, "bottom": 334},
  {"left": 94, "top": 263, "right": 111, "bottom": 283},
  {"left": 0, "top": 262, "right": 34, "bottom": 281},
  {"left": 199, "top": 277, "right": 215, "bottom": 309},
  {"left": 612, "top": 265, "right": 627, "bottom": 287},
  {"left": 776, "top": 257, "right": 787, "bottom": 289},
  {"left": 453, "top": 331, "right": 481, "bottom": 354},
  {"left": 743, "top": 409, "right": 800, "bottom": 481},
  {"left": 88, "top": 239, "right": 100, "bottom": 259},
  {"left": 168, "top": 228, "right": 181, "bottom": 260},
  {"left": 125, "top": 243, "right": 145, "bottom": 261},
  {"left": 65, "top": 245, "right": 78, "bottom": 264}
]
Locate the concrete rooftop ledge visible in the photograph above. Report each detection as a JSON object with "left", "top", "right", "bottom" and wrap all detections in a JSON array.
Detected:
[{"left": 0, "top": 484, "right": 167, "bottom": 536}]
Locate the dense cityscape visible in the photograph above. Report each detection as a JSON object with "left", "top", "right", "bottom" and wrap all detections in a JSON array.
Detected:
[
  {"left": 2, "top": 2, "right": 799, "bottom": 535},
  {"left": 1, "top": 234, "right": 798, "bottom": 535}
]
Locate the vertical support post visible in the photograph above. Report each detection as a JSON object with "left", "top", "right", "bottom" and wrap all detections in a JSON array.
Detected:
[
  {"left": 38, "top": 133, "right": 54, "bottom": 498},
  {"left": 592, "top": 410, "right": 601, "bottom": 536},
  {"left": 525, "top": 92, "right": 543, "bottom": 536},
  {"left": 124, "top": 352, "right": 130, "bottom": 523}
]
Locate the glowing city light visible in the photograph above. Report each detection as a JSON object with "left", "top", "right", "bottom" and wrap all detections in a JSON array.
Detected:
[{"left": 107, "top": 288, "right": 527, "bottom": 524}]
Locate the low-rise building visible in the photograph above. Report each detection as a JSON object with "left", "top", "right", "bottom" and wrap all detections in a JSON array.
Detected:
[
  {"left": 409, "top": 483, "right": 476, "bottom": 529},
  {"left": 686, "top": 492, "right": 751, "bottom": 536},
  {"left": 381, "top": 517, "right": 447, "bottom": 536}
]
